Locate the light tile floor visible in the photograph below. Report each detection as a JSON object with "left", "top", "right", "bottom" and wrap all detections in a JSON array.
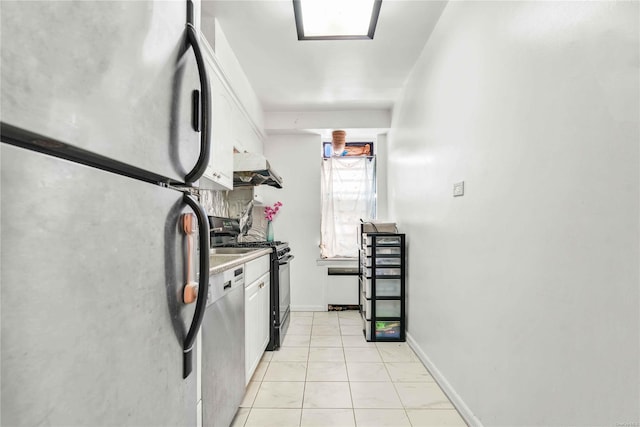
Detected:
[{"left": 231, "top": 311, "right": 467, "bottom": 427}]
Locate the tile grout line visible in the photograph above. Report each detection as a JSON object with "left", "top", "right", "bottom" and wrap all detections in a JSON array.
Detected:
[
  {"left": 341, "top": 318, "right": 358, "bottom": 427},
  {"left": 378, "top": 350, "right": 416, "bottom": 426},
  {"left": 243, "top": 407, "right": 250, "bottom": 427},
  {"left": 300, "top": 335, "right": 311, "bottom": 415}
]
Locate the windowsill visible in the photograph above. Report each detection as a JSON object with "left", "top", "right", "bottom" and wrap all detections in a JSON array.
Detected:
[{"left": 316, "top": 257, "right": 358, "bottom": 266}]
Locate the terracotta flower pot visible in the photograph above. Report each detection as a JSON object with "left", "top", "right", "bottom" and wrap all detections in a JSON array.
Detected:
[{"left": 332, "top": 130, "right": 346, "bottom": 155}]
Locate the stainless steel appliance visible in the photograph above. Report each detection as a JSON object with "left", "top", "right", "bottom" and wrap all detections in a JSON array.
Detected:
[
  {"left": 201, "top": 266, "right": 245, "bottom": 427},
  {"left": 226, "top": 241, "right": 293, "bottom": 350},
  {"left": 1, "top": 2, "right": 213, "bottom": 425},
  {"left": 272, "top": 242, "right": 294, "bottom": 350}
]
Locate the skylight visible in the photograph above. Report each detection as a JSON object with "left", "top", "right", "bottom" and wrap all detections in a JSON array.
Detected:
[{"left": 293, "top": 0, "right": 382, "bottom": 41}]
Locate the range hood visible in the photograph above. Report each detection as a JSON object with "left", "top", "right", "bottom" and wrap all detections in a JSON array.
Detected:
[{"left": 233, "top": 152, "right": 283, "bottom": 188}]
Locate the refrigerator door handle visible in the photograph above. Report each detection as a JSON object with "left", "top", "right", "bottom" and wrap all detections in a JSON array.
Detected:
[
  {"left": 182, "top": 193, "right": 210, "bottom": 378},
  {"left": 183, "top": 23, "right": 211, "bottom": 184}
]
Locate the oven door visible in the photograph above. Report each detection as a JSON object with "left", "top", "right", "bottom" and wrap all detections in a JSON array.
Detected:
[{"left": 277, "top": 254, "right": 294, "bottom": 337}]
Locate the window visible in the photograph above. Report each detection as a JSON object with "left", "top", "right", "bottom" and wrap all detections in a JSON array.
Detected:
[
  {"left": 323, "top": 141, "right": 372, "bottom": 158},
  {"left": 320, "top": 142, "right": 376, "bottom": 258}
]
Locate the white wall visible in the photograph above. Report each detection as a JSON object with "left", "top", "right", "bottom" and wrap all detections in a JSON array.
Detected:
[
  {"left": 264, "top": 132, "right": 389, "bottom": 310},
  {"left": 388, "top": 1, "right": 639, "bottom": 426},
  {"left": 263, "top": 134, "right": 326, "bottom": 311},
  {"left": 376, "top": 134, "right": 389, "bottom": 220},
  {"left": 265, "top": 110, "right": 391, "bottom": 133}
]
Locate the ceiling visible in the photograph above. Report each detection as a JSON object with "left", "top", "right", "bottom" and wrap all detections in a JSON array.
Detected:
[{"left": 201, "top": 0, "right": 447, "bottom": 113}]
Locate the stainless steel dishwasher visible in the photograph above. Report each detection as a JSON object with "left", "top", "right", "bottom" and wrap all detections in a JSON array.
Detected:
[{"left": 201, "top": 266, "right": 245, "bottom": 427}]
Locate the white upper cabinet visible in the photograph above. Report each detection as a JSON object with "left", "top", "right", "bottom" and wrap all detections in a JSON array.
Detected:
[
  {"left": 201, "top": 58, "right": 233, "bottom": 190},
  {"left": 233, "top": 106, "right": 263, "bottom": 154},
  {"left": 197, "top": 24, "right": 265, "bottom": 190}
]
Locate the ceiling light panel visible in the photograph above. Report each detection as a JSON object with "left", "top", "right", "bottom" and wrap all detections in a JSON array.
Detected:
[{"left": 294, "top": 0, "right": 382, "bottom": 40}]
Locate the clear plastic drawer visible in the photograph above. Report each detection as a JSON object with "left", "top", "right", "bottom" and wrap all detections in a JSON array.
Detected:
[
  {"left": 364, "top": 267, "right": 401, "bottom": 277},
  {"left": 376, "top": 257, "right": 400, "bottom": 266},
  {"left": 362, "top": 299, "right": 401, "bottom": 318},
  {"left": 362, "top": 297, "right": 370, "bottom": 319},
  {"left": 376, "top": 300, "right": 401, "bottom": 317},
  {"left": 366, "top": 235, "right": 402, "bottom": 246},
  {"left": 364, "top": 278, "right": 402, "bottom": 298},
  {"left": 363, "top": 256, "right": 400, "bottom": 267},
  {"left": 364, "top": 320, "right": 402, "bottom": 340},
  {"left": 365, "top": 246, "right": 402, "bottom": 256},
  {"left": 362, "top": 294, "right": 370, "bottom": 320}
]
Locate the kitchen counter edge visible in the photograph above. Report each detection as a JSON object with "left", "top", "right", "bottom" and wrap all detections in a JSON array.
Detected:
[{"left": 208, "top": 247, "right": 272, "bottom": 276}]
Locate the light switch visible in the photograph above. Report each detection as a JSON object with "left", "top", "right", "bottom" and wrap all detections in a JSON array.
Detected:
[{"left": 453, "top": 181, "right": 464, "bottom": 197}]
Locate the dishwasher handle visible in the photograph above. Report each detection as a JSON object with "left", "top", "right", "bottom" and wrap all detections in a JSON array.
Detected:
[{"left": 182, "top": 193, "right": 210, "bottom": 379}]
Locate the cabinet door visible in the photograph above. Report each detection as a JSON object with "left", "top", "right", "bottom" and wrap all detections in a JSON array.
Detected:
[
  {"left": 244, "top": 279, "right": 260, "bottom": 384},
  {"left": 201, "top": 62, "right": 233, "bottom": 190},
  {"left": 232, "top": 104, "right": 263, "bottom": 154},
  {"left": 245, "top": 271, "right": 270, "bottom": 383},
  {"left": 258, "top": 274, "right": 271, "bottom": 352}
]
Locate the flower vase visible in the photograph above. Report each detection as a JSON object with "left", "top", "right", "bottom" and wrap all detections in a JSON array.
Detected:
[{"left": 266, "top": 221, "right": 274, "bottom": 242}]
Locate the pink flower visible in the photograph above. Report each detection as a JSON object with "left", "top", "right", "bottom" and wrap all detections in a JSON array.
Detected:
[{"left": 264, "top": 201, "right": 283, "bottom": 221}]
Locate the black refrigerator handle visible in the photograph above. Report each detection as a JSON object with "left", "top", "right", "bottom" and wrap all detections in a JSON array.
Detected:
[
  {"left": 182, "top": 193, "right": 210, "bottom": 378},
  {"left": 183, "top": 23, "right": 211, "bottom": 184}
]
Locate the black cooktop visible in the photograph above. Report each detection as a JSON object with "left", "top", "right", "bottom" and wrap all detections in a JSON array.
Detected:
[{"left": 221, "top": 241, "right": 285, "bottom": 248}]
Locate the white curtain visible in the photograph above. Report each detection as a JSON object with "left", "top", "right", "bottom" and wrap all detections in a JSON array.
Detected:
[{"left": 320, "top": 157, "right": 376, "bottom": 258}]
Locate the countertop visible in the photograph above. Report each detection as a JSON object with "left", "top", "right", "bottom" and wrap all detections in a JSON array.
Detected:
[{"left": 208, "top": 247, "right": 272, "bottom": 276}]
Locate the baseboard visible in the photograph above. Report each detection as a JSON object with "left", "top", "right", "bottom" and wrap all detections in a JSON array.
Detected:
[
  {"left": 406, "top": 332, "right": 483, "bottom": 427},
  {"left": 290, "top": 305, "right": 326, "bottom": 312}
]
